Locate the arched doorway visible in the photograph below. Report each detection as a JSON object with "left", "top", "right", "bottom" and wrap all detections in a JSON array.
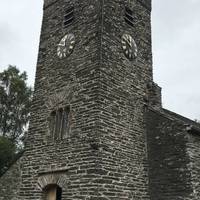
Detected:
[{"left": 43, "top": 184, "right": 62, "bottom": 200}]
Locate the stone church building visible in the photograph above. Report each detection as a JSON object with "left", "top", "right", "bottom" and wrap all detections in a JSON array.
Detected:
[{"left": 1, "top": 0, "right": 200, "bottom": 199}]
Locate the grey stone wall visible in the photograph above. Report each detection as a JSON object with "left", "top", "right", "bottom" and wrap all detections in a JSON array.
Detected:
[
  {"left": 95, "top": 0, "right": 153, "bottom": 198},
  {"left": 2, "top": 0, "right": 191, "bottom": 199},
  {"left": 19, "top": 0, "right": 104, "bottom": 199},
  {"left": 163, "top": 109, "right": 200, "bottom": 199},
  {"left": 0, "top": 157, "right": 22, "bottom": 200},
  {"left": 146, "top": 82, "right": 162, "bottom": 109},
  {"left": 16, "top": 0, "right": 153, "bottom": 199},
  {"left": 186, "top": 131, "right": 200, "bottom": 199},
  {"left": 146, "top": 108, "right": 193, "bottom": 200}
]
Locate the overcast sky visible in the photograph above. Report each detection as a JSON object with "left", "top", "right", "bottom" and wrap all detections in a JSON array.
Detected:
[{"left": 0, "top": 0, "right": 200, "bottom": 120}]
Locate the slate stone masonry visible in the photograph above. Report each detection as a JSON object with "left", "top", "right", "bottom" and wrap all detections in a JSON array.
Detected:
[{"left": 1, "top": 0, "right": 200, "bottom": 199}]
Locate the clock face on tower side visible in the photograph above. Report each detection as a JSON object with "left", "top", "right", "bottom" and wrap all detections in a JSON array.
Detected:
[
  {"left": 57, "top": 33, "right": 75, "bottom": 59},
  {"left": 121, "top": 34, "right": 138, "bottom": 60}
]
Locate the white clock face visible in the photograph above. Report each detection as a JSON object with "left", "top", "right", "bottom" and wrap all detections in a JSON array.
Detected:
[
  {"left": 57, "top": 34, "right": 75, "bottom": 59},
  {"left": 121, "top": 34, "right": 138, "bottom": 60}
]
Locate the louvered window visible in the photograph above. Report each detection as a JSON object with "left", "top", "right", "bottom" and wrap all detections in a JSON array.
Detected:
[
  {"left": 64, "top": 7, "right": 74, "bottom": 28},
  {"left": 124, "top": 7, "right": 134, "bottom": 27}
]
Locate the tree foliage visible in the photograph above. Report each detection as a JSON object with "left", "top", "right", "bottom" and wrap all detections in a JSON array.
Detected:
[
  {"left": 0, "top": 136, "right": 16, "bottom": 175},
  {"left": 0, "top": 65, "right": 33, "bottom": 144}
]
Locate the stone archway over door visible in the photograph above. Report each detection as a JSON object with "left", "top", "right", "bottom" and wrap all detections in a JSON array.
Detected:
[
  {"left": 37, "top": 174, "right": 67, "bottom": 190},
  {"left": 37, "top": 173, "right": 67, "bottom": 200}
]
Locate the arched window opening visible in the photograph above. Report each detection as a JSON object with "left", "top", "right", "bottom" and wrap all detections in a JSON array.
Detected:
[
  {"left": 49, "top": 106, "right": 70, "bottom": 140},
  {"left": 44, "top": 185, "right": 62, "bottom": 200}
]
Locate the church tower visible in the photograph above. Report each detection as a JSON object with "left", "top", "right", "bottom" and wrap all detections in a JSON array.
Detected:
[
  {"left": 2, "top": 1, "right": 200, "bottom": 199},
  {"left": 20, "top": 0, "right": 153, "bottom": 199}
]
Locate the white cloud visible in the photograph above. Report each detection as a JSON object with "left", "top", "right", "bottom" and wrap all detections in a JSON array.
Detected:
[
  {"left": 0, "top": 0, "right": 43, "bottom": 85},
  {"left": 152, "top": 0, "right": 200, "bottom": 120}
]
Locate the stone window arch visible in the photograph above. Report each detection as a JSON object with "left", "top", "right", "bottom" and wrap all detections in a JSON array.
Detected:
[{"left": 45, "top": 84, "right": 77, "bottom": 140}]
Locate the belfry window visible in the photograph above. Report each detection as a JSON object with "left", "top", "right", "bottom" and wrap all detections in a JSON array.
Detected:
[
  {"left": 49, "top": 106, "right": 70, "bottom": 140},
  {"left": 63, "top": 7, "right": 74, "bottom": 28},
  {"left": 44, "top": 185, "right": 62, "bottom": 200},
  {"left": 124, "top": 7, "right": 134, "bottom": 27}
]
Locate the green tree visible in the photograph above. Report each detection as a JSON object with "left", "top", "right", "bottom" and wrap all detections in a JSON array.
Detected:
[
  {"left": 0, "top": 136, "right": 16, "bottom": 175},
  {"left": 0, "top": 65, "right": 33, "bottom": 145}
]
